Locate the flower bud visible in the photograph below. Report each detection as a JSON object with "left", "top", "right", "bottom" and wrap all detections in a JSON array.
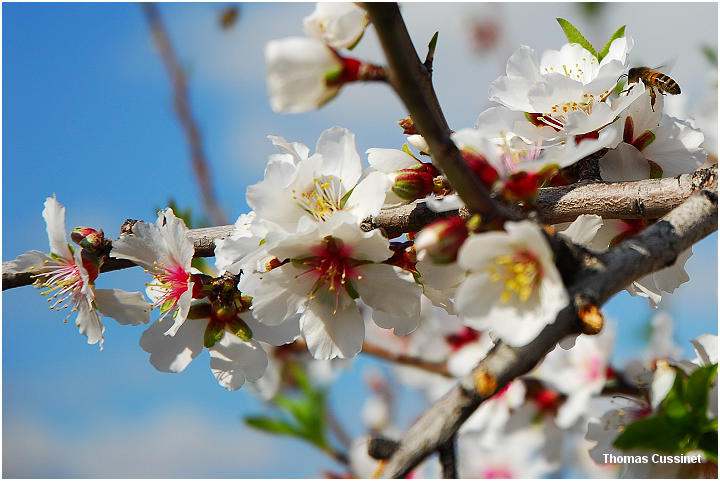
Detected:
[
  {"left": 461, "top": 151, "right": 499, "bottom": 188},
  {"left": 407, "top": 134, "right": 430, "bottom": 153},
  {"left": 391, "top": 164, "right": 437, "bottom": 201},
  {"left": 502, "top": 171, "right": 540, "bottom": 202},
  {"left": 414, "top": 216, "right": 468, "bottom": 264},
  {"left": 71, "top": 226, "right": 105, "bottom": 252}
]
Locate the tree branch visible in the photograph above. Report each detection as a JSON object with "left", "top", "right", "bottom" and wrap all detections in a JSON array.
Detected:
[
  {"left": 376, "top": 175, "right": 718, "bottom": 478},
  {"left": 4, "top": 167, "right": 715, "bottom": 290},
  {"left": 437, "top": 434, "right": 458, "bottom": 478},
  {"left": 361, "top": 166, "right": 717, "bottom": 238},
  {"left": 141, "top": 3, "right": 228, "bottom": 226},
  {"left": 362, "top": 3, "right": 517, "bottom": 222}
]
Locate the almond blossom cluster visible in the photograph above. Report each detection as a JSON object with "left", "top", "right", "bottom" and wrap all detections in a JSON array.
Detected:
[{"left": 8, "top": 4, "right": 717, "bottom": 478}]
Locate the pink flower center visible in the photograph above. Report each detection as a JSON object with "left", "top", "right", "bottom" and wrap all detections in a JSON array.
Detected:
[
  {"left": 36, "top": 259, "right": 86, "bottom": 321},
  {"left": 585, "top": 354, "right": 604, "bottom": 382},
  {"left": 295, "top": 236, "right": 363, "bottom": 314},
  {"left": 148, "top": 262, "right": 190, "bottom": 313},
  {"left": 446, "top": 327, "right": 480, "bottom": 351}
]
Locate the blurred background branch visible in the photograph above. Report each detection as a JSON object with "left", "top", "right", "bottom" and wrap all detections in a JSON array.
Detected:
[{"left": 141, "top": 2, "right": 228, "bottom": 226}]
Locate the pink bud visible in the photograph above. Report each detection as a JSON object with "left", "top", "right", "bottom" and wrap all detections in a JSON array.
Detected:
[
  {"left": 414, "top": 216, "right": 468, "bottom": 264},
  {"left": 391, "top": 164, "right": 438, "bottom": 201}
]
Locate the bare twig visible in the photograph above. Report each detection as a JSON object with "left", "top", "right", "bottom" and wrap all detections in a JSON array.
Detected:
[
  {"left": 360, "top": 341, "right": 450, "bottom": 377},
  {"left": 362, "top": 3, "right": 517, "bottom": 222},
  {"left": 326, "top": 404, "right": 353, "bottom": 451},
  {"left": 376, "top": 176, "right": 718, "bottom": 477},
  {"left": 141, "top": 3, "right": 228, "bottom": 226}
]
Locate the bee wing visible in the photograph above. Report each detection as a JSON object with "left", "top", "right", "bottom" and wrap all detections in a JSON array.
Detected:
[{"left": 653, "top": 57, "right": 678, "bottom": 74}]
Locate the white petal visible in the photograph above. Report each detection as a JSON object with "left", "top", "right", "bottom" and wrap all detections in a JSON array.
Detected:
[
  {"left": 691, "top": 334, "right": 718, "bottom": 366},
  {"left": 599, "top": 143, "right": 651, "bottom": 181},
  {"left": 650, "top": 361, "right": 676, "bottom": 409},
  {"left": 456, "top": 232, "right": 513, "bottom": 271},
  {"left": 94, "top": 289, "right": 151, "bottom": 325},
  {"left": 425, "top": 194, "right": 465, "bottom": 213},
  {"left": 644, "top": 116, "right": 706, "bottom": 177},
  {"left": 301, "top": 302, "right": 364, "bottom": 359},
  {"left": 42, "top": 196, "right": 72, "bottom": 261},
  {"left": 654, "top": 247, "right": 691, "bottom": 294},
  {"left": 370, "top": 310, "right": 419, "bottom": 337},
  {"left": 111, "top": 221, "right": 166, "bottom": 271},
  {"left": 356, "top": 264, "right": 421, "bottom": 319},
  {"left": 366, "top": 148, "right": 418, "bottom": 172},
  {"left": 158, "top": 208, "right": 194, "bottom": 269},
  {"left": 344, "top": 171, "right": 391, "bottom": 220},
  {"left": 557, "top": 214, "right": 603, "bottom": 247},
  {"left": 75, "top": 298, "right": 105, "bottom": 349},
  {"left": 315, "top": 126, "right": 362, "bottom": 188},
  {"left": 6, "top": 250, "right": 55, "bottom": 275},
  {"left": 139, "top": 318, "right": 206, "bottom": 373},
  {"left": 242, "top": 313, "right": 300, "bottom": 346},
  {"left": 210, "top": 335, "right": 268, "bottom": 390},
  {"left": 251, "top": 265, "right": 309, "bottom": 326},
  {"left": 163, "top": 283, "right": 194, "bottom": 336}
]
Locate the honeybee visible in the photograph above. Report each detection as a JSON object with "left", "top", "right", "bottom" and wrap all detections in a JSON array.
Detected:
[{"left": 620, "top": 67, "right": 681, "bottom": 112}]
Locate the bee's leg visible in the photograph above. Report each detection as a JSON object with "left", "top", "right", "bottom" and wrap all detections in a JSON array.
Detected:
[
  {"left": 618, "top": 84, "right": 635, "bottom": 96},
  {"left": 649, "top": 88, "right": 657, "bottom": 112}
]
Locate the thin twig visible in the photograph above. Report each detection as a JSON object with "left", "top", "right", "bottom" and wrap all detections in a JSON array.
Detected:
[
  {"left": 326, "top": 404, "right": 353, "bottom": 451},
  {"left": 362, "top": 3, "right": 517, "bottom": 223},
  {"left": 361, "top": 341, "right": 451, "bottom": 377},
  {"left": 141, "top": 3, "right": 228, "bottom": 226},
  {"left": 376, "top": 176, "right": 718, "bottom": 477}
]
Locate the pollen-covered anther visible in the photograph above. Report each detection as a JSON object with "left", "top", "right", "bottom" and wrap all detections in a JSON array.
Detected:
[
  {"left": 296, "top": 175, "right": 344, "bottom": 222},
  {"left": 490, "top": 252, "right": 542, "bottom": 303}
]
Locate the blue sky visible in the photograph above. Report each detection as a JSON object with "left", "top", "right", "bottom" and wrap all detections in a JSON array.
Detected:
[{"left": 3, "top": 2, "right": 717, "bottom": 477}]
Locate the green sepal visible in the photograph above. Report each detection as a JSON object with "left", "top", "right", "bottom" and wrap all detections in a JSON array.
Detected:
[
  {"left": 701, "top": 44, "right": 718, "bottom": 67},
  {"left": 344, "top": 279, "right": 360, "bottom": 300},
  {"left": 648, "top": 160, "right": 664, "bottom": 179},
  {"left": 187, "top": 302, "right": 213, "bottom": 320},
  {"left": 203, "top": 320, "right": 225, "bottom": 349},
  {"left": 160, "top": 298, "right": 176, "bottom": 315},
  {"left": 340, "top": 186, "right": 355, "bottom": 209},
  {"left": 228, "top": 317, "right": 253, "bottom": 341},
  {"left": 597, "top": 25, "right": 625, "bottom": 61},
  {"left": 556, "top": 18, "right": 598, "bottom": 59},
  {"left": 324, "top": 65, "right": 344, "bottom": 85}
]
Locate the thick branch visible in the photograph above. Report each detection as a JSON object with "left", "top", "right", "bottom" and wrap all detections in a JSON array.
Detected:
[
  {"left": 362, "top": 3, "right": 516, "bottom": 222},
  {"left": 377, "top": 175, "right": 718, "bottom": 478},
  {"left": 141, "top": 3, "right": 228, "bottom": 226},
  {"left": 361, "top": 166, "right": 717, "bottom": 238},
  {"left": 4, "top": 167, "right": 715, "bottom": 290}
]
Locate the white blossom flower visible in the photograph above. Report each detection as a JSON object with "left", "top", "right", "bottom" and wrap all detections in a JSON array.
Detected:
[
  {"left": 599, "top": 89, "right": 706, "bottom": 181},
  {"left": 111, "top": 208, "right": 194, "bottom": 336},
  {"left": 249, "top": 214, "right": 422, "bottom": 360},
  {"left": 303, "top": 3, "right": 369, "bottom": 50},
  {"left": 138, "top": 305, "right": 271, "bottom": 391},
  {"left": 457, "top": 426, "right": 558, "bottom": 478},
  {"left": 558, "top": 214, "right": 693, "bottom": 308},
  {"left": 246, "top": 127, "right": 388, "bottom": 234},
  {"left": 455, "top": 221, "right": 568, "bottom": 347},
  {"left": 489, "top": 38, "right": 641, "bottom": 135},
  {"left": 531, "top": 325, "right": 615, "bottom": 428},
  {"left": 265, "top": 37, "right": 344, "bottom": 113},
  {"left": 9, "top": 197, "right": 151, "bottom": 348}
]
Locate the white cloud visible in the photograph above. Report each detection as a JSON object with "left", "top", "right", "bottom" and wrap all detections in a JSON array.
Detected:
[{"left": 3, "top": 406, "right": 276, "bottom": 477}]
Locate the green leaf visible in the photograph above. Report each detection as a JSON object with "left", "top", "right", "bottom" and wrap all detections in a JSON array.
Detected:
[
  {"left": 698, "top": 431, "right": 718, "bottom": 463},
  {"left": 613, "top": 415, "right": 689, "bottom": 453},
  {"left": 686, "top": 364, "right": 718, "bottom": 417},
  {"left": 663, "top": 370, "right": 691, "bottom": 423},
  {"left": 597, "top": 25, "right": 625, "bottom": 61},
  {"left": 203, "top": 320, "right": 225, "bottom": 349},
  {"left": 556, "top": 18, "right": 598, "bottom": 59},
  {"left": 701, "top": 45, "right": 718, "bottom": 67},
  {"left": 245, "top": 416, "right": 304, "bottom": 437}
]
